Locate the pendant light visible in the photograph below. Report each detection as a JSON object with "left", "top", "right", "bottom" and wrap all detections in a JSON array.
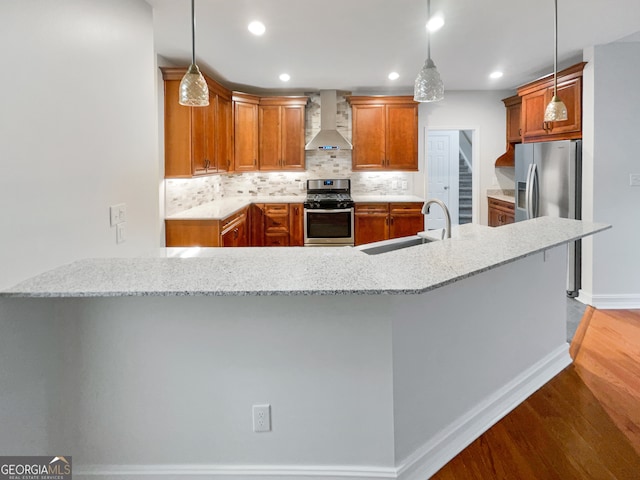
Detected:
[
  {"left": 179, "top": 0, "right": 209, "bottom": 107},
  {"left": 414, "top": 0, "right": 444, "bottom": 102},
  {"left": 543, "top": 0, "right": 567, "bottom": 121}
]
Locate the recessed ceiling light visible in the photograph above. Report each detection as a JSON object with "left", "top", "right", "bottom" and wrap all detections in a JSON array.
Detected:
[
  {"left": 388, "top": 72, "right": 400, "bottom": 80},
  {"left": 248, "top": 21, "right": 266, "bottom": 36},
  {"left": 426, "top": 15, "right": 444, "bottom": 32},
  {"left": 279, "top": 73, "right": 290, "bottom": 82},
  {"left": 489, "top": 71, "right": 504, "bottom": 79}
]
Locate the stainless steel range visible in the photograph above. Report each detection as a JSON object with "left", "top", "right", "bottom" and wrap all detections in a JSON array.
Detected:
[{"left": 304, "top": 179, "right": 355, "bottom": 247}]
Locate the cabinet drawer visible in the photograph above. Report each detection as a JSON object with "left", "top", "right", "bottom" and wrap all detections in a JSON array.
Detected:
[
  {"left": 355, "top": 203, "right": 389, "bottom": 214},
  {"left": 389, "top": 202, "right": 423, "bottom": 215},
  {"left": 265, "top": 232, "right": 289, "bottom": 247},
  {"left": 264, "top": 204, "right": 290, "bottom": 214},
  {"left": 221, "top": 209, "right": 247, "bottom": 231},
  {"left": 488, "top": 198, "right": 514, "bottom": 214}
]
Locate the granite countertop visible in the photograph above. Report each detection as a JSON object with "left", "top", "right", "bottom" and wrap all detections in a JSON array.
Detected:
[
  {"left": 167, "top": 195, "right": 425, "bottom": 220},
  {"left": 488, "top": 193, "right": 516, "bottom": 204},
  {"left": 2, "top": 217, "right": 609, "bottom": 298}
]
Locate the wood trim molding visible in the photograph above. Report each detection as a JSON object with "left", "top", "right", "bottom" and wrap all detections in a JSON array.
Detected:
[
  {"left": 258, "top": 96, "right": 309, "bottom": 107},
  {"left": 517, "top": 62, "right": 587, "bottom": 96},
  {"left": 232, "top": 92, "right": 260, "bottom": 104},
  {"left": 346, "top": 95, "right": 417, "bottom": 106}
]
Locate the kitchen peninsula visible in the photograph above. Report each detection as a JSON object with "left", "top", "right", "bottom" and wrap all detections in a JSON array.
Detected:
[{"left": 0, "top": 218, "right": 609, "bottom": 480}]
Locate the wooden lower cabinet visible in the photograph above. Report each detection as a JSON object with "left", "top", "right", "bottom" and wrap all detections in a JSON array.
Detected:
[
  {"left": 165, "top": 207, "right": 248, "bottom": 247},
  {"left": 355, "top": 202, "right": 424, "bottom": 246},
  {"left": 488, "top": 198, "right": 515, "bottom": 227}
]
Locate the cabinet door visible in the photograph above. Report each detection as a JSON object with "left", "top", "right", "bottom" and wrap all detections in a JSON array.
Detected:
[
  {"left": 506, "top": 100, "right": 522, "bottom": 144},
  {"left": 216, "top": 94, "right": 232, "bottom": 172},
  {"left": 234, "top": 101, "right": 259, "bottom": 171},
  {"left": 488, "top": 206, "right": 502, "bottom": 227},
  {"left": 164, "top": 80, "right": 194, "bottom": 178},
  {"left": 354, "top": 204, "right": 389, "bottom": 245},
  {"left": 249, "top": 203, "right": 265, "bottom": 246},
  {"left": 352, "top": 105, "right": 386, "bottom": 170},
  {"left": 386, "top": 104, "right": 418, "bottom": 170},
  {"left": 259, "top": 105, "right": 282, "bottom": 170},
  {"left": 546, "top": 77, "right": 581, "bottom": 136},
  {"left": 165, "top": 220, "right": 220, "bottom": 247},
  {"left": 289, "top": 203, "right": 304, "bottom": 246},
  {"left": 235, "top": 216, "right": 248, "bottom": 247},
  {"left": 521, "top": 88, "right": 549, "bottom": 141},
  {"left": 281, "top": 106, "right": 305, "bottom": 170},
  {"left": 389, "top": 203, "right": 424, "bottom": 238}
]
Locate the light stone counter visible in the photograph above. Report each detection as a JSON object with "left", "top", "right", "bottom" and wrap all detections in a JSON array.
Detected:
[
  {"left": 487, "top": 193, "right": 516, "bottom": 204},
  {"left": 167, "top": 195, "right": 425, "bottom": 221},
  {"left": 166, "top": 196, "right": 306, "bottom": 220},
  {"left": 352, "top": 194, "right": 424, "bottom": 203},
  {"left": 2, "top": 217, "right": 609, "bottom": 298}
]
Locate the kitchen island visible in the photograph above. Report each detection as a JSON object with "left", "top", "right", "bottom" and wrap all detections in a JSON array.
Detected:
[{"left": 0, "top": 217, "right": 609, "bottom": 480}]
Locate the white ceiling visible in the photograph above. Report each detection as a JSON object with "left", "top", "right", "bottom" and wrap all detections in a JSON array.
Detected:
[{"left": 147, "top": 0, "right": 640, "bottom": 94}]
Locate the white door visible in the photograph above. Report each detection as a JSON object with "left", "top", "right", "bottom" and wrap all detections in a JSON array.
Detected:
[{"left": 426, "top": 130, "right": 459, "bottom": 230}]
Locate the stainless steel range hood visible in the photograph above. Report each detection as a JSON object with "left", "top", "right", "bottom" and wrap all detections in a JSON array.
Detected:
[{"left": 305, "top": 90, "right": 352, "bottom": 151}]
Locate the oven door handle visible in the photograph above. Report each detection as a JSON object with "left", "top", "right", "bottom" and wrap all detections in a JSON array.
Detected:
[{"left": 304, "top": 208, "right": 353, "bottom": 214}]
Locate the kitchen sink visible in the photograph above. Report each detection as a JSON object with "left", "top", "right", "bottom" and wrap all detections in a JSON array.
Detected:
[{"left": 353, "top": 235, "right": 436, "bottom": 255}]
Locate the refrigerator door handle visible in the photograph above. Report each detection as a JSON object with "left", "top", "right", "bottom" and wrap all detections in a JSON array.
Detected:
[
  {"left": 525, "top": 163, "right": 534, "bottom": 219},
  {"left": 531, "top": 163, "right": 539, "bottom": 218}
]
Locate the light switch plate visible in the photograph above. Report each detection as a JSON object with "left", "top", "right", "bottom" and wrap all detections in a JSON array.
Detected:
[
  {"left": 110, "top": 203, "right": 126, "bottom": 226},
  {"left": 630, "top": 174, "right": 640, "bottom": 186}
]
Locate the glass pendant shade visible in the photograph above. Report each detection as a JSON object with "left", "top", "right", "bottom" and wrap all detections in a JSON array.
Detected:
[
  {"left": 179, "top": 64, "right": 209, "bottom": 107},
  {"left": 544, "top": 94, "right": 568, "bottom": 122},
  {"left": 414, "top": 58, "right": 444, "bottom": 102}
]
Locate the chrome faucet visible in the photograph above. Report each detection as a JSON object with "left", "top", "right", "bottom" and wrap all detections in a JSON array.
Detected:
[{"left": 422, "top": 199, "right": 452, "bottom": 239}]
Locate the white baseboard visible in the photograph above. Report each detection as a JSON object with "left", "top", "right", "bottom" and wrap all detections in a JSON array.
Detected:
[
  {"left": 577, "top": 291, "right": 640, "bottom": 309},
  {"left": 395, "top": 344, "right": 572, "bottom": 480},
  {"left": 74, "top": 464, "right": 397, "bottom": 480},
  {"left": 75, "top": 346, "right": 572, "bottom": 480}
]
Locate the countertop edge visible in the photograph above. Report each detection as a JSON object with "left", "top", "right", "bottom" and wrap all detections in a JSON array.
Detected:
[{"left": 0, "top": 220, "right": 611, "bottom": 299}]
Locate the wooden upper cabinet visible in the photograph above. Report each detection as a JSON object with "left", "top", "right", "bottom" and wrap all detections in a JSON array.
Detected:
[
  {"left": 386, "top": 105, "right": 419, "bottom": 170},
  {"left": 351, "top": 105, "right": 386, "bottom": 169},
  {"left": 518, "top": 62, "right": 585, "bottom": 143},
  {"left": 505, "top": 96, "right": 522, "bottom": 144},
  {"left": 233, "top": 93, "right": 259, "bottom": 172},
  {"left": 258, "top": 105, "right": 281, "bottom": 171},
  {"left": 495, "top": 95, "right": 522, "bottom": 167},
  {"left": 215, "top": 92, "right": 232, "bottom": 173},
  {"left": 258, "top": 97, "right": 308, "bottom": 171},
  {"left": 347, "top": 96, "right": 418, "bottom": 171},
  {"left": 161, "top": 67, "right": 233, "bottom": 178}
]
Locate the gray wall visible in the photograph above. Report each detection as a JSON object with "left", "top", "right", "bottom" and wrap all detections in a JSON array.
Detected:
[
  {"left": 0, "top": 0, "right": 160, "bottom": 289},
  {"left": 581, "top": 40, "right": 640, "bottom": 307}
]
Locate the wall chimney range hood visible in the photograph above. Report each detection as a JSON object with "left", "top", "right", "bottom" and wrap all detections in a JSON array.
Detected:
[{"left": 305, "top": 90, "right": 352, "bottom": 151}]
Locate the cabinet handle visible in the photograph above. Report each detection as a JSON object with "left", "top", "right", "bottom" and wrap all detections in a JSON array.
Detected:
[
  {"left": 204, "top": 159, "right": 210, "bottom": 169},
  {"left": 234, "top": 228, "right": 239, "bottom": 239},
  {"left": 385, "top": 217, "right": 389, "bottom": 225},
  {"left": 390, "top": 217, "right": 394, "bottom": 225},
  {"left": 294, "top": 207, "right": 299, "bottom": 215},
  {"left": 518, "top": 128, "right": 522, "bottom": 137},
  {"left": 254, "top": 159, "right": 257, "bottom": 165},
  {"left": 227, "top": 159, "right": 231, "bottom": 168}
]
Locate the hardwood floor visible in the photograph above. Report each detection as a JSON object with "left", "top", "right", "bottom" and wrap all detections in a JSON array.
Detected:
[{"left": 432, "top": 308, "right": 640, "bottom": 480}]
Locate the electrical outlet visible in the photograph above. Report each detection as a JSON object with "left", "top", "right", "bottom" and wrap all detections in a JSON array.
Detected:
[
  {"left": 630, "top": 173, "right": 640, "bottom": 186},
  {"left": 299, "top": 181, "right": 305, "bottom": 191},
  {"left": 252, "top": 404, "right": 271, "bottom": 432},
  {"left": 116, "top": 223, "right": 126, "bottom": 244},
  {"left": 110, "top": 203, "right": 126, "bottom": 226},
  {"left": 391, "top": 180, "right": 398, "bottom": 190},
  {"left": 401, "top": 181, "right": 408, "bottom": 190}
]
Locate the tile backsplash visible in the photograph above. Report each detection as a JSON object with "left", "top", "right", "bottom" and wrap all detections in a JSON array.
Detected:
[{"left": 165, "top": 92, "right": 418, "bottom": 216}]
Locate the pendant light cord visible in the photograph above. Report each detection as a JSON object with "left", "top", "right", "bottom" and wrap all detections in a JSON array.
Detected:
[
  {"left": 553, "top": 0, "right": 558, "bottom": 97},
  {"left": 191, "top": 0, "right": 196, "bottom": 65},
  {"left": 427, "top": 0, "right": 432, "bottom": 61}
]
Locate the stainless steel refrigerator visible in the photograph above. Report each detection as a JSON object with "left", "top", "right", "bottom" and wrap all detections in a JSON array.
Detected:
[{"left": 515, "top": 140, "right": 582, "bottom": 296}]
